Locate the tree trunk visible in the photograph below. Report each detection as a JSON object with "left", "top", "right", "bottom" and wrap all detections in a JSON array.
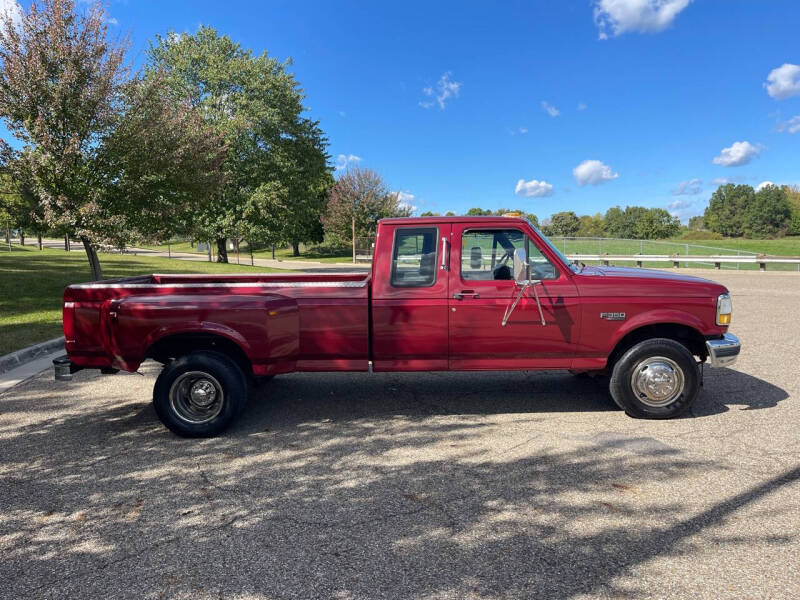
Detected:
[
  {"left": 4, "top": 225, "right": 9, "bottom": 245},
  {"left": 216, "top": 237, "right": 228, "bottom": 263},
  {"left": 352, "top": 215, "right": 356, "bottom": 263},
  {"left": 207, "top": 241, "right": 212, "bottom": 262},
  {"left": 19, "top": 230, "right": 24, "bottom": 246},
  {"left": 80, "top": 236, "right": 103, "bottom": 281},
  {"left": 271, "top": 243, "right": 275, "bottom": 260},
  {"left": 292, "top": 242, "right": 300, "bottom": 257},
  {"left": 37, "top": 232, "right": 42, "bottom": 250},
  {"left": 64, "top": 234, "right": 70, "bottom": 251}
]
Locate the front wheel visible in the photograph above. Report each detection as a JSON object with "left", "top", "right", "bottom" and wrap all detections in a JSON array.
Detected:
[
  {"left": 153, "top": 351, "right": 247, "bottom": 437},
  {"left": 609, "top": 338, "right": 699, "bottom": 419}
]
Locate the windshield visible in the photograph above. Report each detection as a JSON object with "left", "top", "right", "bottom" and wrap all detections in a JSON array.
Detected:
[{"left": 526, "top": 220, "right": 579, "bottom": 273}]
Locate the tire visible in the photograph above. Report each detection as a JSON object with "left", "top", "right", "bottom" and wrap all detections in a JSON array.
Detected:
[
  {"left": 153, "top": 351, "right": 247, "bottom": 437},
  {"left": 609, "top": 338, "right": 699, "bottom": 419}
]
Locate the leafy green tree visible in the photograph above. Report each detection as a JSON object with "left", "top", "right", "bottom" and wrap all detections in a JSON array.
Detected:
[
  {"left": 635, "top": 208, "right": 680, "bottom": 239},
  {"left": 466, "top": 207, "right": 492, "bottom": 216},
  {"left": 0, "top": 0, "right": 224, "bottom": 279},
  {"left": 323, "top": 166, "right": 412, "bottom": 262},
  {"left": 146, "top": 27, "right": 331, "bottom": 261},
  {"left": 420, "top": 211, "right": 440, "bottom": 216},
  {"left": 781, "top": 185, "right": 800, "bottom": 236},
  {"left": 576, "top": 213, "right": 605, "bottom": 237},
  {"left": 743, "top": 185, "right": 791, "bottom": 238},
  {"left": 704, "top": 184, "right": 753, "bottom": 237},
  {"left": 548, "top": 211, "right": 581, "bottom": 236},
  {"left": 688, "top": 215, "right": 705, "bottom": 231}
]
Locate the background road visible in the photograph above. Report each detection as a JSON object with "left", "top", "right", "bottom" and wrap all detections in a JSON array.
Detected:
[{"left": 1, "top": 270, "right": 798, "bottom": 599}]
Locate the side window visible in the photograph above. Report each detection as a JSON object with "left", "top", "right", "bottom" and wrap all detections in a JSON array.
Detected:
[
  {"left": 461, "top": 229, "right": 557, "bottom": 281},
  {"left": 390, "top": 227, "right": 438, "bottom": 287}
]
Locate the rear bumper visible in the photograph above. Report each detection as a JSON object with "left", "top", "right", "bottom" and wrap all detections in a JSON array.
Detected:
[{"left": 705, "top": 333, "right": 741, "bottom": 368}]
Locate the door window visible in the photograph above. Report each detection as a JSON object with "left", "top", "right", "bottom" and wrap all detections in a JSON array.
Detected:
[
  {"left": 461, "top": 229, "right": 557, "bottom": 281},
  {"left": 390, "top": 227, "right": 439, "bottom": 287}
]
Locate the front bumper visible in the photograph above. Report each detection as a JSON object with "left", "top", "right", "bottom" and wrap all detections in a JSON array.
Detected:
[{"left": 705, "top": 333, "right": 741, "bottom": 368}]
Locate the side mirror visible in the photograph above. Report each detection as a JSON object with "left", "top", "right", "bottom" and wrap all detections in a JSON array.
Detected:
[{"left": 513, "top": 248, "right": 527, "bottom": 283}]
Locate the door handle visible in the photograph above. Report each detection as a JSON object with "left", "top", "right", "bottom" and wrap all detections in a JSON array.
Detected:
[{"left": 453, "top": 290, "right": 480, "bottom": 299}]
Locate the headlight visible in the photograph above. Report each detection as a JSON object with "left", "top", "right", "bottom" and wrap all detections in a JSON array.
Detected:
[{"left": 716, "top": 293, "right": 732, "bottom": 326}]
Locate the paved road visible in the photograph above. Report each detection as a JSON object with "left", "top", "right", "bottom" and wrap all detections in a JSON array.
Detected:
[{"left": 1, "top": 270, "right": 799, "bottom": 599}]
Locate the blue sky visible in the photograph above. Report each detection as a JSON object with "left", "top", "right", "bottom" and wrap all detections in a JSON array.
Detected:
[{"left": 5, "top": 0, "right": 800, "bottom": 222}]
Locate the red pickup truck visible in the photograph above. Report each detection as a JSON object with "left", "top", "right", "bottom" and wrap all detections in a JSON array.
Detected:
[{"left": 55, "top": 216, "right": 740, "bottom": 437}]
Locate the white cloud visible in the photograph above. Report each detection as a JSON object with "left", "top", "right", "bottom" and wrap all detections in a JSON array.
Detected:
[
  {"left": 672, "top": 178, "right": 702, "bottom": 196},
  {"left": 666, "top": 198, "right": 703, "bottom": 221},
  {"left": 338, "top": 111, "right": 346, "bottom": 118},
  {"left": 777, "top": 115, "right": 800, "bottom": 134},
  {"left": 0, "top": 0, "right": 21, "bottom": 25},
  {"left": 573, "top": 160, "right": 619, "bottom": 186},
  {"left": 712, "top": 141, "right": 761, "bottom": 167},
  {"left": 395, "top": 190, "right": 417, "bottom": 212},
  {"left": 419, "top": 72, "right": 462, "bottom": 110},
  {"left": 594, "top": 0, "right": 691, "bottom": 39},
  {"left": 515, "top": 178, "right": 555, "bottom": 198},
  {"left": 335, "top": 154, "right": 361, "bottom": 171},
  {"left": 106, "top": 16, "right": 118, "bottom": 25},
  {"left": 756, "top": 181, "right": 775, "bottom": 192},
  {"left": 764, "top": 64, "right": 800, "bottom": 100},
  {"left": 518, "top": 126, "right": 528, "bottom": 134},
  {"left": 541, "top": 100, "right": 560, "bottom": 117},
  {"left": 577, "top": 102, "right": 587, "bottom": 111},
  {"left": 711, "top": 177, "right": 730, "bottom": 186}
]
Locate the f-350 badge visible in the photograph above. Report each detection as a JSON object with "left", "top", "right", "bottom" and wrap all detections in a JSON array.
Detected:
[{"left": 600, "top": 312, "right": 626, "bottom": 321}]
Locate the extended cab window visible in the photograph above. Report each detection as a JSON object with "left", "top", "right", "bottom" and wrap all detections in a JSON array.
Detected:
[
  {"left": 461, "top": 229, "right": 558, "bottom": 281},
  {"left": 391, "top": 227, "right": 438, "bottom": 287}
]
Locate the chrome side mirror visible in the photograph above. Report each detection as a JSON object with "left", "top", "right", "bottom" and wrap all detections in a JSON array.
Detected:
[
  {"left": 503, "top": 247, "right": 546, "bottom": 327},
  {"left": 513, "top": 248, "right": 527, "bottom": 283}
]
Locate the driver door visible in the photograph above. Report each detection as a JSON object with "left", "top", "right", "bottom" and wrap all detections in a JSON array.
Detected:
[{"left": 447, "top": 224, "right": 581, "bottom": 369}]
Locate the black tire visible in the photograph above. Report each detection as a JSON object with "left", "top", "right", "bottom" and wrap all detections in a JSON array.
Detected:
[
  {"left": 153, "top": 351, "right": 247, "bottom": 437},
  {"left": 609, "top": 338, "right": 699, "bottom": 419}
]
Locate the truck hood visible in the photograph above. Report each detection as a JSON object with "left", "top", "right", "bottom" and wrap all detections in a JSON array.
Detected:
[{"left": 576, "top": 265, "right": 727, "bottom": 297}]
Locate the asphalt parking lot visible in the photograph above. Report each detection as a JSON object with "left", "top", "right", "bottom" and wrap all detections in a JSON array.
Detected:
[{"left": 1, "top": 269, "right": 799, "bottom": 599}]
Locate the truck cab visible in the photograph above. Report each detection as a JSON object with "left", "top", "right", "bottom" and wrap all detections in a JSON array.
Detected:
[{"left": 56, "top": 216, "right": 740, "bottom": 437}]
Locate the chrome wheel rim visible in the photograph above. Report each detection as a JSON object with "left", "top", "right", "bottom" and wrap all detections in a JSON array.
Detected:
[
  {"left": 169, "top": 371, "right": 224, "bottom": 424},
  {"left": 630, "top": 356, "right": 685, "bottom": 408}
]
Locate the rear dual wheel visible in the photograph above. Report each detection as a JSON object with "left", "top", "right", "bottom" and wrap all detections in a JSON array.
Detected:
[
  {"left": 153, "top": 351, "right": 247, "bottom": 437},
  {"left": 609, "top": 338, "right": 699, "bottom": 419}
]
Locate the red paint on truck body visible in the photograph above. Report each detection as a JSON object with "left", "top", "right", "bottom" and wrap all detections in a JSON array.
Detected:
[{"left": 62, "top": 217, "right": 730, "bottom": 374}]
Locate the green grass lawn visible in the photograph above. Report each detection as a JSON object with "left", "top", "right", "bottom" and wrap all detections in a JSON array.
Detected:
[
  {"left": 142, "top": 240, "right": 357, "bottom": 263},
  {"left": 0, "top": 245, "right": 285, "bottom": 356}
]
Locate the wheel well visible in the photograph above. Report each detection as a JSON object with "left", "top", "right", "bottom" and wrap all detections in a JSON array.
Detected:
[
  {"left": 146, "top": 333, "right": 253, "bottom": 376},
  {"left": 608, "top": 323, "right": 707, "bottom": 369}
]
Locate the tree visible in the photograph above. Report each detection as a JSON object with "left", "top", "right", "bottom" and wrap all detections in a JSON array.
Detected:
[
  {"left": 576, "top": 213, "right": 605, "bottom": 237},
  {"left": 703, "top": 184, "right": 753, "bottom": 237},
  {"left": 323, "top": 166, "right": 412, "bottom": 262},
  {"left": 634, "top": 208, "right": 680, "bottom": 239},
  {"left": 743, "top": 185, "right": 791, "bottom": 238},
  {"left": 146, "top": 27, "right": 331, "bottom": 261},
  {"left": 420, "top": 211, "right": 440, "bottom": 216},
  {"left": 688, "top": 215, "right": 705, "bottom": 231},
  {"left": 466, "top": 207, "right": 492, "bottom": 216},
  {"left": 548, "top": 211, "right": 581, "bottom": 236},
  {"left": 0, "top": 0, "right": 224, "bottom": 279},
  {"left": 781, "top": 185, "right": 800, "bottom": 236},
  {"left": 0, "top": 0, "right": 127, "bottom": 278}
]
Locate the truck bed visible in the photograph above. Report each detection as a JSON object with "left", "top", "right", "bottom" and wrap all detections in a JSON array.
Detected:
[{"left": 63, "top": 272, "right": 371, "bottom": 375}]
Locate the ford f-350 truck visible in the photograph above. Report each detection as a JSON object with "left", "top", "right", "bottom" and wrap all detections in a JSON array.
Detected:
[{"left": 54, "top": 216, "right": 740, "bottom": 437}]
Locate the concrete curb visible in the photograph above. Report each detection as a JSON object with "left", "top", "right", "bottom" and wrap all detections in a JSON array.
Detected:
[{"left": 0, "top": 337, "right": 65, "bottom": 375}]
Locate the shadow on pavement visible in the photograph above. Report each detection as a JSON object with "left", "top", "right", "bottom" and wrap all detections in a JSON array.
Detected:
[{"left": 0, "top": 367, "right": 795, "bottom": 598}]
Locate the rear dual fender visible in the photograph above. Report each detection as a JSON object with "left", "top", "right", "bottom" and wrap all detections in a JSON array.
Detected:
[{"left": 103, "top": 293, "right": 299, "bottom": 374}]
